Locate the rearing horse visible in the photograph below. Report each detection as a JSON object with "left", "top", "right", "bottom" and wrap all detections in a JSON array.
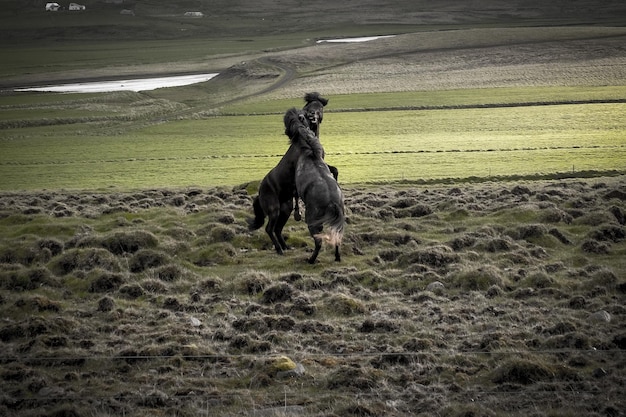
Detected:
[
  {"left": 248, "top": 108, "right": 315, "bottom": 254},
  {"left": 288, "top": 109, "right": 345, "bottom": 263}
]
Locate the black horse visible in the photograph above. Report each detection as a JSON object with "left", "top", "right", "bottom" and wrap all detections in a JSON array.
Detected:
[
  {"left": 302, "top": 92, "right": 328, "bottom": 138},
  {"left": 295, "top": 92, "right": 337, "bottom": 220},
  {"left": 303, "top": 92, "right": 335, "bottom": 180},
  {"left": 248, "top": 108, "right": 315, "bottom": 254},
  {"left": 289, "top": 110, "right": 345, "bottom": 264}
]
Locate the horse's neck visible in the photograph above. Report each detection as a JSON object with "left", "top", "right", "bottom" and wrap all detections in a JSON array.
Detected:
[
  {"left": 273, "top": 144, "right": 299, "bottom": 174},
  {"left": 297, "top": 155, "right": 338, "bottom": 203},
  {"left": 298, "top": 126, "right": 324, "bottom": 159}
]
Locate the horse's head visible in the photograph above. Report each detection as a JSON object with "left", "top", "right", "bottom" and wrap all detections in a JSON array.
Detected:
[
  {"left": 284, "top": 107, "right": 324, "bottom": 158},
  {"left": 284, "top": 108, "right": 311, "bottom": 141},
  {"left": 303, "top": 92, "right": 329, "bottom": 137}
]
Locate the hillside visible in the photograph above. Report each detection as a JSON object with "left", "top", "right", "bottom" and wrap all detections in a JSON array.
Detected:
[{"left": 2, "top": 0, "right": 626, "bottom": 42}]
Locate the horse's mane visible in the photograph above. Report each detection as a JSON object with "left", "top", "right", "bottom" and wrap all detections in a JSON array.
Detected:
[
  {"left": 283, "top": 108, "right": 325, "bottom": 159},
  {"left": 304, "top": 92, "right": 329, "bottom": 107}
]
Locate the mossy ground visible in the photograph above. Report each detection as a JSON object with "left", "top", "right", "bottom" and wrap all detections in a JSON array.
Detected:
[{"left": 1, "top": 176, "right": 624, "bottom": 416}]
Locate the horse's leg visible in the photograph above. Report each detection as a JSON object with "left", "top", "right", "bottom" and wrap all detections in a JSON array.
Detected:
[
  {"left": 275, "top": 199, "right": 293, "bottom": 250},
  {"left": 274, "top": 198, "right": 294, "bottom": 250},
  {"left": 307, "top": 224, "right": 323, "bottom": 264},
  {"left": 293, "top": 191, "right": 301, "bottom": 221},
  {"left": 308, "top": 236, "right": 322, "bottom": 264},
  {"left": 275, "top": 210, "right": 291, "bottom": 251},
  {"left": 265, "top": 214, "right": 284, "bottom": 255},
  {"left": 328, "top": 165, "right": 339, "bottom": 181}
]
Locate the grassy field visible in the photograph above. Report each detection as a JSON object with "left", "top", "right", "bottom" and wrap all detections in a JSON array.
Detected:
[
  {"left": 0, "top": 1, "right": 625, "bottom": 416},
  {"left": 2, "top": 15, "right": 625, "bottom": 190},
  {"left": 1, "top": 93, "right": 625, "bottom": 189}
]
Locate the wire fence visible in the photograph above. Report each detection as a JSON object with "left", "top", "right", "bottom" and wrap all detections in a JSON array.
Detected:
[
  {"left": 2, "top": 348, "right": 623, "bottom": 414},
  {"left": 2, "top": 347, "right": 624, "bottom": 363}
]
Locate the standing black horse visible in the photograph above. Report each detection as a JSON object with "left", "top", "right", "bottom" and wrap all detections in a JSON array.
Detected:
[
  {"left": 288, "top": 109, "right": 345, "bottom": 264},
  {"left": 295, "top": 92, "right": 337, "bottom": 221},
  {"left": 303, "top": 92, "right": 336, "bottom": 181},
  {"left": 303, "top": 92, "right": 328, "bottom": 138}
]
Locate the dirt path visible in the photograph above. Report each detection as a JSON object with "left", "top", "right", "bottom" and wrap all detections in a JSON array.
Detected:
[{"left": 210, "top": 57, "right": 297, "bottom": 108}]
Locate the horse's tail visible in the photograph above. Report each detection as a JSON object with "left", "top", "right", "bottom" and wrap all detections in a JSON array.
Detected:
[
  {"left": 315, "top": 202, "right": 345, "bottom": 246},
  {"left": 247, "top": 196, "right": 265, "bottom": 231}
]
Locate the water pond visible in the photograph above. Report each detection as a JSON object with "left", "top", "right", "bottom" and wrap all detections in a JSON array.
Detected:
[{"left": 15, "top": 73, "right": 219, "bottom": 93}]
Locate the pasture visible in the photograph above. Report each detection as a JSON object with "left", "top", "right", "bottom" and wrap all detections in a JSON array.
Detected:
[
  {"left": 0, "top": 1, "right": 625, "bottom": 416},
  {"left": 1, "top": 89, "right": 625, "bottom": 190},
  {"left": 2, "top": 19, "right": 626, "bottom": 190}
]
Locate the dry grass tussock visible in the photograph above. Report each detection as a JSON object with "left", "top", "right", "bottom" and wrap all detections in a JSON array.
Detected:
[{"left": 0, "top": 177, "right": 625, "bottom": 416}]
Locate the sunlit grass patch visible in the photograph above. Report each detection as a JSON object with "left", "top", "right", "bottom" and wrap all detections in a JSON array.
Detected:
[
  {"left": 2, "top": 87, "right": 625, "bottom": 190},
  {"left": 224, "top": 86, "right": 626, "bottom": 114}
]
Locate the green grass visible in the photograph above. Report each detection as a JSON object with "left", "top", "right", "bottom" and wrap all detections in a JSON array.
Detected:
[
  {"left": 1, "top": 91, "right": 624, "bottom": 190},
  {"left": 1, "top": 7, "right": 625, "bottom": 192},
  {"left": 223, "top": 86, "right": 626, "bottom": 114}
]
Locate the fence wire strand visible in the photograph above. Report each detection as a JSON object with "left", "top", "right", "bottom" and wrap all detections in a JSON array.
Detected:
[{"left": 1, "top": 347, "right": 624, "bottom": 363}]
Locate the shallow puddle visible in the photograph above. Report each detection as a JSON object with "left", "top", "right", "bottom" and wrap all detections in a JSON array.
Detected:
[{"left": 14, "top": 73, "right": 219, "bottom": 93}]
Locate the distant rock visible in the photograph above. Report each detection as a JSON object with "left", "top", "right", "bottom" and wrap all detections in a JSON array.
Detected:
[
  {"left": 270, "top": 356, "right": 305, "bottom": 379},
  {"left": 425, "top": 281, "right": 445, "bottom": 295},
  {"left": 276, "top": 363, "right": 306, "bottom": 379},
  {"left": 270, "top": 356, "right": 297, "bottom": 373},
  {"left": 588, "top": 310, "right": 611, "bottom": 323}
]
